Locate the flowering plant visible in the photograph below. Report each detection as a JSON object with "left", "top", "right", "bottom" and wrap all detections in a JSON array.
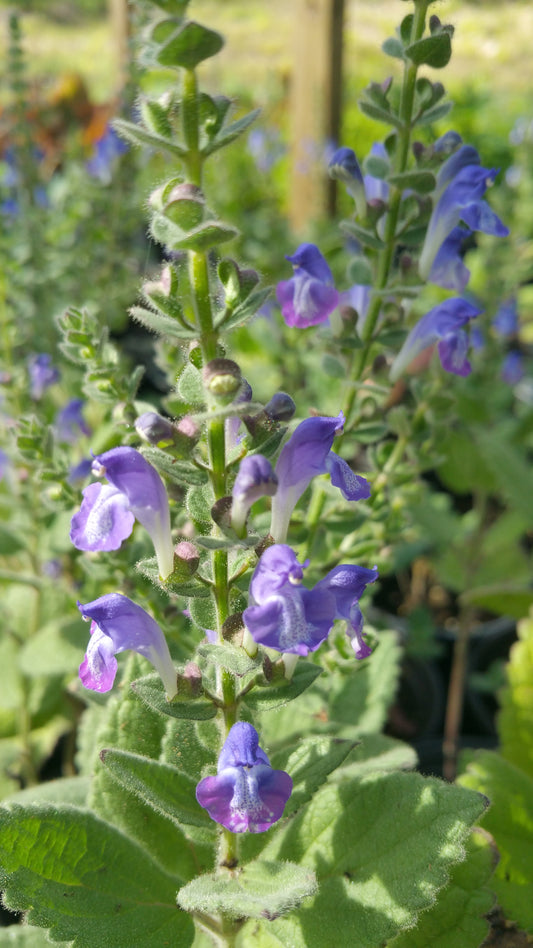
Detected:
[{"left": 0, "top": 1, "right": 529, "bottom": 946}]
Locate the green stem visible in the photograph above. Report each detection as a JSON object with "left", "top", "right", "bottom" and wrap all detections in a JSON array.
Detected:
[
  {"left": 182, "top": 68, "right": 202, "bottom": 185},
  {"left": 344, "top": 0, "right": 430, "bottom": 424}
]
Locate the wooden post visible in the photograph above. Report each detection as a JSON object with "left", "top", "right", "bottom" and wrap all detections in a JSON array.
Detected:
[
  {"left": 289, "top": 0, "right": 344, "bottom": 234},
  {"left": 108, "top": 0, "right": 131, "bottom": 98}
]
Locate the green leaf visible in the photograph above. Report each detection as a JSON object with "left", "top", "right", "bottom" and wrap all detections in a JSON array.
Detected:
[
  {"left": 177, "top": 361, "right": 205, "bottom": 407},
  {"left": 459, "top": 752, "right": 533, "bottom": 932},
  {"left": 217, "top": 286, "right": 273, "bottom": 331},
  {"left": 405, "top": 32, "right": 452, "bottom": 68},
  {"left": 113, "top": 118, "right": 186, "bottom": 158},
  {"left": 5, "top": 776, "right": 90, "bottom": 808},
  {"left": 186, "top": 482, "right": 215, "bottom": 523},
  {"left": 0, "top": 524, "right": 25, "bottom": 555},
  {"left": 382, "top": 37, "right": 404, "bottom": 59},
  {"left": 136, "top": 557, "right": 212, "bottom": 597},
  {"left": 202, "top": 109, "right": 261, "bottom": 157},
  {"left": 0, "top": 926, "right": 54, "bottom": 946},
  {"left": 18, "top": 616, "right": 86, "bottom": 678},
  {"left": 178, "top": 860, "right": 317, "bottom": 919},
  {"left": 151, "top": 215, "right": 239, "bottom": 253},
  {"left": 250, "top": 773, "right": 486, "bottom": 947},
  {"left": 461, "top": 585, "right": 533, "bottom": 620},
  {"left": 131, "top": 673, "right": 217, "bottom": 720},
  {"left": 156, "top": 21, "right": 224, "bottom": 69},
  {"left": 388, "top": 829, "right": 495, "bottom": 948},
  {"left": 498, "top": 611, "right": 533, "bottom": 781},
  {"left": 414, "top": 100, "right": 453, "bottom": 126},
  {"left": 100, "top": 748, "right": 212, "bottom": 829},
  {"left": 388, "top": 170, "right": 436, "bottom": 193},
  {"left": 341, "top": 221, "right": 384, "bottom": 250},
  {"left": 140, "top": 447, "right": 208, "bottom": 486},
  {"left": 272, "top": 737, "right": 360, "bottom": 817},
  {"left": 475, "top": 429, "right": 533, "bottom": 525},
  {"left": 197, "top": 643, "right": 262, "bottom": 677},
  {"left": 129, "top": 305, "right": 197, "bottom": 340},
  {"left": 0, "top": 804, "right": 195, "bottom": 947},
  {"left": 242, "top": 662, "right": 323, "bottom": 712}
]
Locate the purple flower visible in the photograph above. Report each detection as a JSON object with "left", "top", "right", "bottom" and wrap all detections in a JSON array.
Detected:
[
  {"left": 70, "top": 446, "right": 174, "bottom": 579},
  {"left": 493, "top": 299, "right": 518, "bottom": 337},
  {"left": 427, "top": 225, "right": 471, "bottom": 292},
  {"left": 78, "top": 593, "right": 177, "bottom": 697},
  {"left": 276, "top": 244, "right": 340, "bottom": 328},
  {"left": 87, "top": 124, "right": 128, "bottom": 184},
  {"left": 231, "top": 455, "right": 278, "bottom": 536},
  {"left": 243, "top": 544, "right": 378, "bottom": 657},
  {"left": 196, "top": 722, "right": 292, "bottom": 833},
  {"left": 390, "top": 298, "right": 483, "bottom": 381},
  {"left": 328, "top": 147, "right": 366, "bottom": 217},
  {"left": 270, "top": 412, "right": 370, "bottom": 542},
  {"left": 501, "top": 351, "right": 524, "bottom": 386},
  {"left": 54, "top": 399, "right": 91, "bottom": 443},
  {"left": 0, "top": 448, "right": 10, "bottom": 482},
  {"left": 27, "top": 354, "right": 60, "bottom": 400},
  {"left": 419, "top": 146, "right": 509, "bottom": 285}
]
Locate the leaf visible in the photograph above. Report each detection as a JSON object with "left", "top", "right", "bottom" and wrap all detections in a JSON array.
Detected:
[
  {"left": 248, "top": 773, "right": 487, "bottom": 947},
  {"left": 405, "top": 33, "right": 452, "bottom": 68},
  {"left": 272, "top": 737, "right": 360, "bottom": 817},
  {"left": 0, "top": 804, "right": 195, "bottom": 948},
  {"left": 415, "top": 101, "right": 453, "bottom": 126},
  {"left": 461, "top": 585, "right": 533, "bottom": 620},
  {"left": 388, "top": 829, "right": 495, "bottom": 948},
  {"left": 202, "top": 109, "right": 261, "bottom": 157},
  {"left": 340, "top": 221, "right": 385, "bottom": 250},
  {"left": 358, "top": 98, "right": 402, "bottom": 130},
  {"left": 242, "top": 662, "right": 323, "bottom": 712},
  {"left": 475, "top": 429, "right": 533, "bottom": 525},
  {"left": 382, "top": 37, "right": 404, "bottom": 60},
  {"left": 0, "top": 926, "right": 54, "bottom": 947},
  {"left": 498, "top": 611, "right": 533, "bottom": 780},
  {"left": 152, "top": 215, "right": 239, "bottom": 253},
  {"left": 388, "top": 170, "right": 436, "bottom": 193},
  {"left": 5, "top": 776, "right": 90, "bottom": 808},
  {"left": 140, "top": 447, "right": 208, "bottom": 486},
  {"left": 177, "top": 860, "right": 317, "bottom": 919},
  {"left": 131, "top": 673, "right": 217, "bottom": 721},
  {"left": 112, "top": 118, "right": 186, "bottom": 158},
  {"left": 197, "top": 643, "right": 263, "bottom": 677},
  {"left": 156, "top": 21, "right": 224, "bottom": 70},
  {"left": 100, "top": 748, "right": 212, "bottom": 829},
  {"left": 0, "top": 524, "right": 25, "bottom": 555},
  {"left": 129, "top": 305, "right": 197, "bottom": 340},
  {"left": 18, "top": 617, "right": 87, "bottom": 678},
  {"left": 459, "top": 751, "right": 533, "bottom": 932}
]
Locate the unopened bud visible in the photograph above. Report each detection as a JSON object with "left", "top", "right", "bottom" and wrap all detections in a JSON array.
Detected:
[
  {"left": 211, "top": 496, "right": 233, "bottom": 531},
  {"left": 203, "top": 358, "right": 242, "bottom": 400},
  {"left": 174, "top": 540, "right": 200, "bottom": 577},
  {"left": 175, "top": 662, "right": 203, "bottom": 698},
  {"left": 135, "top": 411, "right": 176, "bottom": 446},
  {"left": 164, "top": 183, "right": 205, "bottom": 229},
  {"left": 264, "top": 391, "right": 296, "bottom": 422},
  {"left": 221, "top": 612, "right": 245, "bottom": 645}
]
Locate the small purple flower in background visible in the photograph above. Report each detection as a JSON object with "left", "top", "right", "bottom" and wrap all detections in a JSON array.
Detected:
[
  {"left": 493, "top": 298, "right": 518, "bottom": 337},
  {"left": 70, "top": 446, "right": 175, "bottom": 579},
  {"left": 78, "top": 593, "right": 177, "bottom": 697},
  {"left": 243, "top": 544, "right": 378, "bottom": 658},
  {"left": 328, "top": 147, "right": 367, "bottom": 218},
  {"left": 196, "top": 722, "right": 292, "bottom": 833},
  {"left": 231, "top": 455, "right": 278, "bottom": 537},
  {"left": 501, "top": 351, "right": 524, "bottom": 386},
  {"left": 390, "top": 298, "right": 483, "bottom": 382},
  {"left": 270, "top": 412, "right": 370, "bottom": 542},
  {"left": 87, "top": 124, "right": 128, "bottom": 184},
  {"left": 0, "top": 448, "right": 10, "bottom": 482},
  {"left": 247, "top": 128, "right": 286, "bottom": 173},
  {"left": 276, "top": 244, "right": 340, "bottom": 329},
  {"left": 419, "top": 145, "right": 509, "bottom": 286},
  {"left": 27, "top": 354, "right": 60, "bottom": 400},
  {"left": 54, "top": 399, "right": 91, "bottom": 444}
]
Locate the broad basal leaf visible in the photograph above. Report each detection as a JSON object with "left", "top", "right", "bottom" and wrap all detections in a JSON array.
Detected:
[{"left": 0, "top": 804, "right": 195, "bottom": 948}]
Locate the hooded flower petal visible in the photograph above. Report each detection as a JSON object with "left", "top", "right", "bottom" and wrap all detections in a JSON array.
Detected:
[
  {"left": 315, "top": 563, "right": 378, "bottom": 659},
  {"left": 231, "top": 454, "right": 278, "bottom": 536},
  {"left": 270, "top": 413, "right": 370, "bottom": 542},
  {"left": 328, "top": 147, "right": 367, "bottom": 217},
  {"left": 420, "top": 149, "right": 509, "bottom": 284},
  {"left": 276, "top": 243, "right": 340, "bottom": 328},
  {"left": 78, "top": 592, "right": 177, "bottom": 697},
  {"left": 196, "top": 722, "right": 292, "bottom": 833},
  {"left": 427, "top": 225, "right": 471, "bottom": 292},
  {"left": 70, "top": 447, "right": 174, "bottom": 578},
  {"left": 390, "top": 298, "right": 483, "bottom": 381}
]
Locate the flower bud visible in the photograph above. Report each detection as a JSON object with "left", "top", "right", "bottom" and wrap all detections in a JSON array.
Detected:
[
  {"left": 203, "top": 358, "right": 242, "bottom": 400},
  {"left": 221, "top": 612, "right": 245, "bottom": 645},
  {"left": 135, "top": 411, "right": 176, "bottom": 446},
  {"left": 175, "top": 662, "right": 203, "bottom": 699},
  {"left": 174, "top": 540, "right": 200, "bottom": 577},
  {"left": 264, "top": 391, "right": 296, "bottom": 422},
  {"left": 164, "top": 183, "right": 205, "bottom": 229}
]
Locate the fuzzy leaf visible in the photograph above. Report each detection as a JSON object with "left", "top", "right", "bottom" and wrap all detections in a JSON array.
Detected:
[
  {"left": 242, "top": 662, "right": 323, "bottom": 712},
  {"left": 129, "top": 305, "right": 197, "bottom": 340},
  {"left": 243, "top": 773, "right": 487, "bottom": 947},
  {"left": 498, "top": 611, "right": 533, "bottom": 780},
  {"left": 178, "top": 860, "right": 317, "bottom": 919},
  {"left": 341, "top": 221, "right": 385, "bottom": 250},
  {"left": 197, "top": 643, "right": 262, "bottom": 677},
  {"left": 113, "top": 118, "right": 186, "bottom": 158},
  {"left": 272, "top": 738, "right": 360, "bottom": 817},
  {"left": 156, "top": 21, "right": 224, "bottom": 69},
  {"left": 100, "top": 747, "right": 212, "bottom": 828},
  {"left": 388, "top": 170, "right": 436, "bottom": 193},
  {"left": 202, "top": 109, "right": 261, "bottom": 157},
  {"left": 140, "top": 447, "right": 208, "bottom": 486},
  {"left": 0, "top": 804, "right": 195, "bottom": 947},
  {"left": 0, "top": 926, "right": 55, "bottom": 946},
  {"left": 459, "top": 751, "right": 533, "bottom": 932},
  {"left": 388, "top": 829, "right": 495, "bottom": 948},
  {"left": 405, "top": 32, "right": 452, "bottom": 68},
  {"left": 131, "top": 673, "right": 217, "bottom": 721}
]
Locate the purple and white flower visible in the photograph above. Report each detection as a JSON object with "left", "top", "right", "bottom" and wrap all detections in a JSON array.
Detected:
[
  {"left": 54, "top": 399, "right": 91, "bottom": 444},
  {"left": 276, "top": 244, "right": 340, "bottom": 329},
  {"left": 78, "top": 592, "right": 177, "bottom": 697},
  {"left": 243, "top": 544, "right": 378, "bottom": 658},
  {"left": 390, "top": 298, "right": 483, "bottom": 381},
  {"left": 270, "top": 412, "right": 370, "bottom": 542},
  {"left": 196, "top": 722, "right": 292, "bottom": 833},
  {"left": 27, "top": 354, "right": 60, "bottom": 400},
  {"left": 231, "top": 455, "right": 278, "bottom": 536},
  {"left": 70, "top": 446, "right": 174, "bottom": 579}
]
